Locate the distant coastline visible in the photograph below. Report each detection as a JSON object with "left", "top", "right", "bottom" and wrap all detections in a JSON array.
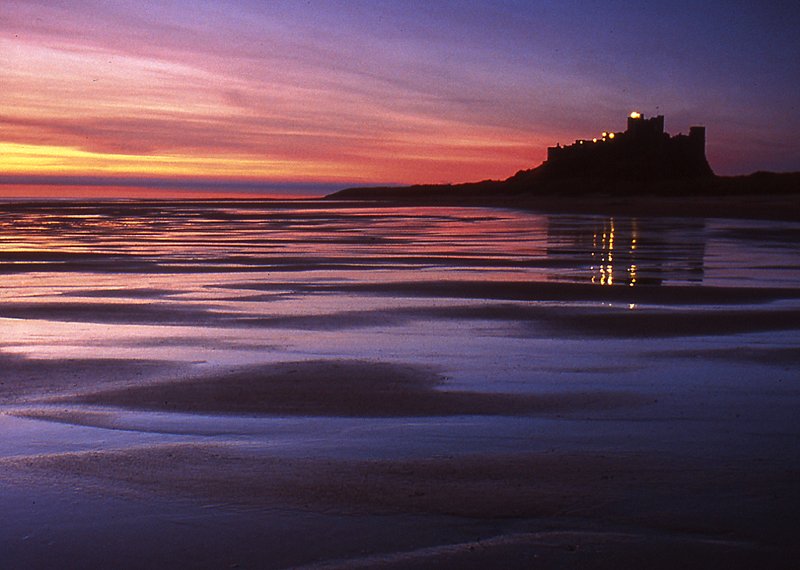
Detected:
[
  {"left": 326, "top": 172, "right": 800, "bottom": 221},
  {"left": 326, "top": 113, "right": 800, "bottom": 221}
]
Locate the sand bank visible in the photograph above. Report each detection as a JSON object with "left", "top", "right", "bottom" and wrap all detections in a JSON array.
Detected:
[
  {"left": 58, "top": 359, "right": 649, "bottom": 416},
  {"left": 219, "top": 279, "right": 800, "bottom": 305},
  {"left": 4, "top": 442, "right": 795, "bottom": 567},
  {"left": 3, "top": 441, "right": 790, "bottom": 524},
  {"left": 0, "top": 352, "right": 178, "bottom": 405},
  {"left": 2, "top": 299, "right": 799, "bottom": 339}
]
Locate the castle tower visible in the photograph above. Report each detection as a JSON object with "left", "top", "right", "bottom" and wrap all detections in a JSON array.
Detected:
[
  {"left": 535, "top": 112, "right": 713, "bottom": 180},
  {"left": 626, "top": 113, "right": 665, "bottom": 139},
  {"left": 689, "top": 126, "right": 706, "bottom": 156},
  {"left": 626, "top": 111, "right": 643, "bottom": 133}
]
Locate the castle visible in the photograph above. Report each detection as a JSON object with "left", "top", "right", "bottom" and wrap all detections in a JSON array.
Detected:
[
  {"left": 541, "top": 112, "right": 713, "bottom": 180},
  {"left": 328, "top": 110, "right": 743, "bottom": 202}
]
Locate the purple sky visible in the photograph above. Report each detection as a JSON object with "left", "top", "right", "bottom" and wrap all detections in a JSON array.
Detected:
[{"left": 2, "top": 0, "right": 799, "bottom": 195}]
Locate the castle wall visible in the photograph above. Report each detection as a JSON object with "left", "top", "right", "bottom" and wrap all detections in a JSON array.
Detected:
[{"left": 542, "top": 113, "right": 713, "bottom": 180}]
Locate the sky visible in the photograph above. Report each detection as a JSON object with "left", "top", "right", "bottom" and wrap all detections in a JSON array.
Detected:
[{"left": 1, "top": 0, "right": 799, "bottom": 197}]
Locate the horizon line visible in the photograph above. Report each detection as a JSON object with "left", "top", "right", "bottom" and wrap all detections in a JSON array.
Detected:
[{"left": 0, "top": 174, "right": 391, "bottom": 194}]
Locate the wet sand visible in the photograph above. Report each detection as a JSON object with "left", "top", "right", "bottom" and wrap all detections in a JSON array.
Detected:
[
  {"left": 2, "top": 297, "right": 799, "bottom": 340},
  {"left": 1, "top": 201, "right": 799, "bottom": 569},
  {"left": 56, "top": 359, "right": 650, "bottom": 416},
  {"left": 0, "top": 352, "right": 180, "bottom": 404},
  {"left": 3, "top": 355, "right": 798, "bottom": 568},
  {"left": 3, "top": 440, "right": 796, "bottom": 569},
  {"left": 3, "top": 439, "right": 792, "bottom": 526}
]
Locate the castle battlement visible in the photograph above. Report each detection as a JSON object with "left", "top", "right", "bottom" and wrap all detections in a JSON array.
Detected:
[{"left": 543, "top": 112, "right": 712, "bottom": 180}]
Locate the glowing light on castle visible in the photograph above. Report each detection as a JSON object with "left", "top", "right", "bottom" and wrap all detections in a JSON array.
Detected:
[{"left": 544, "top": 112, "right": 712, "bottom": 180}]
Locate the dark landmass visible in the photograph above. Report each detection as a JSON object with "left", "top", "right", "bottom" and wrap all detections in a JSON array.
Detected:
[
  {"left": 326, "top": 113, "right": 800, "bottom": 220},
  {"left": 329, "top": 171, "right": 800, "bottom": 202},
  {"left": 327, "top": 172, "right": 800, "bottom": 221}
]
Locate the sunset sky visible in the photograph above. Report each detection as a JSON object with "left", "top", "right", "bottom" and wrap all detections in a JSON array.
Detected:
[{"left": 2, "top": 1, "right": 799, "bottom": 197}]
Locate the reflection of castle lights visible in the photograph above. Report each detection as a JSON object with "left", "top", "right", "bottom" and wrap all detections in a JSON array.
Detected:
[
  {"left": 630, "top": 111, "right": 642, "bottom": 119},
  {"left": 593, "top": 220, "right": 615, "bottom": 285},
  {"left": 554, "top": 215, "right": 705, "bottom": 288},
  {"left": 588, "top": 218, "right": 643, "bottom": 287}
]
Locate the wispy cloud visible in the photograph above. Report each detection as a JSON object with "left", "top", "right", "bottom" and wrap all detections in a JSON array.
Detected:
[{"left": 1, "top": 0, "right": 799, "bottom": 193}]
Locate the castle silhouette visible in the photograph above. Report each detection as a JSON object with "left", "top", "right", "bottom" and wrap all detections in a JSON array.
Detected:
[
  {"left": 540, "top": 112, "right": 713, "bottom": 180},
  {"left": 328, "top": 110, "right": 799, "bottom": 206}
]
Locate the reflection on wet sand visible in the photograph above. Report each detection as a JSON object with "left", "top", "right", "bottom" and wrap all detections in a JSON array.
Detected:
[
  {"left": 547, "top": 216, "right": 706, "bottom": 286},
  {"left": 0, "top": 203, "right": 707, "bottom": 287},
  {"left": 1, "top": 201, "right": 799, "bottom": 569}
]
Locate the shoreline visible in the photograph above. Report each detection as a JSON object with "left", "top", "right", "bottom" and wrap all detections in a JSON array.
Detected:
[
  {"left": 2, "top": 184, "right": 799, "bottom": 223},
  {"left": 316, "top": 192, "right": 800, "bottom": 222}
]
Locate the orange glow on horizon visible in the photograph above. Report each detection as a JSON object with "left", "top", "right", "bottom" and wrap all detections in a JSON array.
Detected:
[
  {"left": 0, "top": 137, "right": 541, "bottom": 188},
  {"left": 0, "top": 30, "right": 546, "bottom": 193},
  {"left": 0, "top": 142, "right": 355, "bottom": 180},
  {"left": 1, "top": 1, "right": 798, "bottom": 181},
  {"left": 0, "top": 184, "right": 318, "bottom": 200}
]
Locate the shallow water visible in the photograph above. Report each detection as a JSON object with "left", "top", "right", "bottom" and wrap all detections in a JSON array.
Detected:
[{"left": 1, "top": 201, "right": 799, "bottom": 568}]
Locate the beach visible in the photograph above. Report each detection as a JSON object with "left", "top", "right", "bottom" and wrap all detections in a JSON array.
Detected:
[{"left": 1, "top": 201, "right": 799, "bottom": 568}]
